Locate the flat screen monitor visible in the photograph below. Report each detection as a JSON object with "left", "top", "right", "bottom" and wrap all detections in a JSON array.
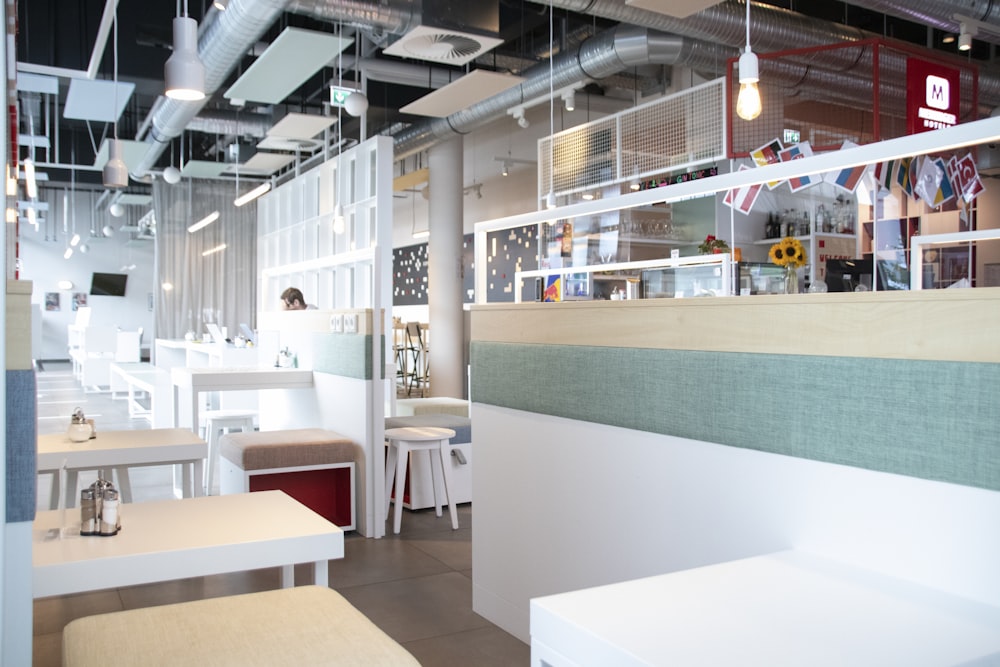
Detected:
[
  {"left": 90, "top": 272, "right": 128, "bottom": 297},
  {"left": 825, "top": 259, "right": 873, "bottom": 292}
]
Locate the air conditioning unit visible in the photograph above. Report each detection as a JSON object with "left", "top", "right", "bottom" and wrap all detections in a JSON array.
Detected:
[{"left": 383, "top": 0, "right": 501, "bottom": 66}]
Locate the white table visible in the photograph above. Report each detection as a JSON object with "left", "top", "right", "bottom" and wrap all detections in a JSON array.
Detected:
[
  {"left": 530, "top": 550, "right": 1000, "bottom": 667},
  {"left": 33, "top": 490, "right": 344, "bottom": 598},
  {"left": 171, "top": 366, "right": 314, "bottom": 434},
  {"left": 37, "top": 428, "right": 207, "bottom": 509},
  {"left": 109, "top": 362, "right": 172, "bottom": 425}
]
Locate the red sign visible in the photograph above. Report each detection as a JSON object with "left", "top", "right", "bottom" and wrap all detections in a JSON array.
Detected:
[{"left": 907, "top": 58, "right": 960, "bottom": 134}]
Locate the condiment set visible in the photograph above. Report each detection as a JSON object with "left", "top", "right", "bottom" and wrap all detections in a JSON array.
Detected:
[
  {"left": 67, "top": 407, "right": 96, "bottom": 442},
  {"left": 80, "top": 478, "right": 121, "bottom": 537}
]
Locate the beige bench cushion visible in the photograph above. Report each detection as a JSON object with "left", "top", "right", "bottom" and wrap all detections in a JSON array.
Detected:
[
  {"left": 395, "top": 396, "right": 469, "bottom": 417},
  {"left": 220, "top": 428, "right": 355, "bottom": 471},
  {"left": 63, "top": 585, "right": 420, "bottom": 667}
]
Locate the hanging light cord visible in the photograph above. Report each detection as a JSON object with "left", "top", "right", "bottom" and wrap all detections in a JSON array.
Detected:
[
  {"left": 549, "top": 2, "right": 555, "bottom": 200},
  {"left": 113, "top": 5, "right": 119, "bottom": 141},
  {"left": 745, "top": 0, "right": 751, "bottom": 51}
]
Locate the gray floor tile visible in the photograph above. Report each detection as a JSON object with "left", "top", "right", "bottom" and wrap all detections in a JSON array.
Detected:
[{"left": 403, "top": 626, "right": 531, "bottom": 667}]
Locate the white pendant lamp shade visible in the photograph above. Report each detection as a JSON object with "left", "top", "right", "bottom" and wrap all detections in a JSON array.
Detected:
[
  {"left": 163, "top": 166, "right": 182, "bottom": 184},
  {"left": 736, "top": 48, "right": 762, "bottom": 121},
  {"left": 165, "top": 16, "right": 206, "bottom": 101},
  {"left": 103, "top": 139, "right": 129, "bottom": 188},
  {"left": 109, "top": 202, "right": 125, "bottom": 217},
  {"left": 344, "top": 92, "right": 369, "bottom": 117}
]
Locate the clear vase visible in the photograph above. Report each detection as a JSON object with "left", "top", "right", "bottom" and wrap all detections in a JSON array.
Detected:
[{"left": 784, "top": 265, "right": 799, "bottom": 294}]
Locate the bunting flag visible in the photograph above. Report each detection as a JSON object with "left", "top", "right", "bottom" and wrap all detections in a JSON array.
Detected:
[
  {"left": 749, "top": 138, "right": 784, "bottom": 189},
  {"left": 896, "top": 157, "right": 913, "bottom": 196},
  {"left": 778, "top": 141, "right": 817, "bottom": 192},
  {"left": 949, "top": 152, "right": 985, "bottom": 203},
  {"left": 908, "top": 156, "right": 924, "bottom": 200},
  {"left": 825, "top": 140, "right": 869, "bottom": 193},
  {"left": 723, "top": 164, "right": 764, "bottom": 215},
  {"left": 912, "top": 156, "right": 943, "bottom": 203},
  {"left": 874, "top": 159, "right": 899, "bottom": 193},
  {"left": 929, "top": 157, "right": 956, "bottom": 207}
]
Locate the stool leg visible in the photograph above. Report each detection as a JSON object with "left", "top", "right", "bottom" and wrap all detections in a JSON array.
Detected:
[
  {"left": 384, "top": 441, "right": 398, "bottom": 517},
  {"left": 393, "top": 443, "right": 409, "bottom": 534},
  {"left": 428, "top": 449, "right": 442, "bottom": 518},
  {"left": 437, "top": 441, "right": 459, "bottom": 530}
]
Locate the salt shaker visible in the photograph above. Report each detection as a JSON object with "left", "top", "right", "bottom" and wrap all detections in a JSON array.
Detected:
[
  {"left": 99, "top": 488, "right": 120, "bottom": 536},
  {"left": 80, "top": 488, "right": 98, "bottom": 535}
]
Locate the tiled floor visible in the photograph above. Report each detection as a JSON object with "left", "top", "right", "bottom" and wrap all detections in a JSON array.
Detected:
[{"left": 32, "top": 362, "right": 529, "bottom": 666}]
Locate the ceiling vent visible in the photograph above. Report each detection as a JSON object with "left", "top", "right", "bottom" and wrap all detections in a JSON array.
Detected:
[
  {"left": 383, "top": 1, "right": 501, "bottom": 66},
  {"left": 383, "top": 25, "right": 503, "bottom": 66}
]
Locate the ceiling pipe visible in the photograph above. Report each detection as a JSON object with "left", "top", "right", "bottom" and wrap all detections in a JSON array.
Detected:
[{"left": 838, "top": 0, "right": 1000, "bottom": 39}]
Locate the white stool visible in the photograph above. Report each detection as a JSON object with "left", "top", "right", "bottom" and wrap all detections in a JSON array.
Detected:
[
  {"left": 384, "top": 426, "right": 457, "bottom": 535},
  {"left": 202, "top": 409, "right": 257, "bottom": 494}
]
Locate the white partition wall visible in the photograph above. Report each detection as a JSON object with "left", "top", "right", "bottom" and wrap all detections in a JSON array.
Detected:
[{"left": 255, "top": 137, "right": 393, "bottom": 538}]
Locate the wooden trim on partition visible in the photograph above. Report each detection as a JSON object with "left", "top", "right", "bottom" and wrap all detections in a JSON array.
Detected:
[{"left": 470, "top": 288, "right": 1000, "bottom": 363}]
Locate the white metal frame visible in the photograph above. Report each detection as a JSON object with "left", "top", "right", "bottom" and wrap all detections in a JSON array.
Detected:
[{"left": 909, "top": 228, "right": 1000, "bottom": 289}]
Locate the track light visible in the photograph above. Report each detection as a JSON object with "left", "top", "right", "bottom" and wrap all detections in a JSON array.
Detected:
[
  {"left": 187, "top": 210, "right": 219, "bottom": 233},
  {"left": 501, "top": 160, "right": 510, "bottom": 177},
  {"left": 958, "top": 23, "right": 973, "bottom": 51},
  {"left": 545, "top": 191, "right": 556, "bottom": 209},
  {"left": 562, "top": 89, "right": 575, "bottom": 111},
  {"left": 165, "top": 13, "right": 206, "bottom": 101},
  {"left": 512, "top": 108, "right": 529, "bottom": 129}
]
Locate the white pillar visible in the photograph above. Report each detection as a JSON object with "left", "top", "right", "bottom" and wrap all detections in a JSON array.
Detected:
[{"left": 427, "top": 137, "right": 464, "bottom": 398}]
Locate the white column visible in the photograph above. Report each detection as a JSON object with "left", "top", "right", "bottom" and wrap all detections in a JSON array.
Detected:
[{"left": 427, "top": 137, "right": 464, "bottom": 398}]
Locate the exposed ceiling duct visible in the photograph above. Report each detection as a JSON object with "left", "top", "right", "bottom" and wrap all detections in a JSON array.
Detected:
[
  {"left": 393, "top": 25, "right": 735, "bottom": 159},
  {"left": 838, "top": 0, "right": 1000, "bottom": 40}
]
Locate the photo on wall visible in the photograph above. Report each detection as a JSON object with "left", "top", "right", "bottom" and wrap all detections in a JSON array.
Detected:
[
  {"left": 45, "top": 292, "right": 60, "bottom": 311},
  {"left": 72, "top": 292, "right": 88, "bottom": 311}
]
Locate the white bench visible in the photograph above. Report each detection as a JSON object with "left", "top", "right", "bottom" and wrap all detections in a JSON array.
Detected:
[{"left": 63, "top": 586, "right": 420, "bottom": 667}]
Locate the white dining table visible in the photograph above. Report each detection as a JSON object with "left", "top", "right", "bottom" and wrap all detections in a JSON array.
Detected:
[
  {"left": 170, "top": 366, "right": 314, "bottom": 434},
  {"left": 37, "top": 428, "right": 207, "bottom": 510},
  {"left": 33, "top": 490, "right": 344, "bottom": 598}
]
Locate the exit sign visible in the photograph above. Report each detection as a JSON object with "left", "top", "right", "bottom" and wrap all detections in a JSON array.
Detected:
[
  {"left": 330, "top": 85, "right": 360, "bottom": 107},
  {"left": 783, "top": 129, "right": 800, "bottom": 144}
]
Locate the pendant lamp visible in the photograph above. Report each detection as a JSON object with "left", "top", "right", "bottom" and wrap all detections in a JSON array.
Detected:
[
  {"left": 103, "top": 7, "right": 129, "bottom": 188},
  {"left": 165, "top": 2, "right": 206, "bottom": 101},
  {"left": 736, "top": 0, "right": 762, "bottom": 121}
]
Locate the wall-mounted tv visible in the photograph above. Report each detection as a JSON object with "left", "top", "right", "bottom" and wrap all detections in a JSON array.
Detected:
[{"left": 90, "top": 272, "right": 128, "bottom": 297}]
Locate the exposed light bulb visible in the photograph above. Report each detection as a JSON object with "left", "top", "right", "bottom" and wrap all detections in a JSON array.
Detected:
[
  {"left": 333, "top": 204, "right": 345, "bottom": 234},
  {"left": 736, "top": 48, "right": 762, "bottom": 121}
]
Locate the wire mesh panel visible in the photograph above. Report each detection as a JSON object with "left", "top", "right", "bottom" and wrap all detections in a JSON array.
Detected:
[
  {"left": 539, "top": 79, "right": 726, "bottom": 202},
  {"left": 728, "top": 39, "right": 979, "bottom": 157}
]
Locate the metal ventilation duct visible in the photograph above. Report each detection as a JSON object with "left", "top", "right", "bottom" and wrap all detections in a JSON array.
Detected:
[{"left": 838, "top": 0, "right": 1000, "bottom": 40}]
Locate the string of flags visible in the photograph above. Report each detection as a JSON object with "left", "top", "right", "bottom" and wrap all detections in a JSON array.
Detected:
[{"left": 724, "top": 137, "right": 984, "bottom": 214}]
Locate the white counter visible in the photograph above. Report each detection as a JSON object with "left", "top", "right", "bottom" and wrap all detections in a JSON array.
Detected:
[{"left": 531, "top": 550, "right": 1000, "bottom": 667}]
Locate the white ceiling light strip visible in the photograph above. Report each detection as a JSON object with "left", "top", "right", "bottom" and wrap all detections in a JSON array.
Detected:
[{"left": 187, "top": 210, "right": 220, "bottom": 233}]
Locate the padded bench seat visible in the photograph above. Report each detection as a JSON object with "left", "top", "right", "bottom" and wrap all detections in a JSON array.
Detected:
[
  {"left": 219, "top": 428, "right": 357, "bottom": 531},
  {"left": 63, "top": 585, "right": 420, "bottom": 667},
  {"left": 384, "top": 414, "right": 472, "bottom": 511},
  {"left": 394, "top": 396, "right": 469, "bottom": 417}
]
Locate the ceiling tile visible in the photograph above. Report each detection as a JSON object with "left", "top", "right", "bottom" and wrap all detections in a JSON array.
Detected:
[
  {"left": 180, "top": 160, "right": 231, "bottom": 179},
  {"left": 224, "top": 28, "right": 352, "bottom": 104},
  {"left": 267, "top": 112, "right": 338, "bottom": 140},
  {"left": 400, "top": 70, "right": 525, "bottom": 118},
  {"left": 64, "top": 79, "right": 134, "bottom": 122},
  {"left": 229, "top": 153, "right": 297, "bottom": 175}
]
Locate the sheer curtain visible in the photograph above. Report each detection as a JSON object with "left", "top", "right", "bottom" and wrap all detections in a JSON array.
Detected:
[{"left": 153, "top": 178, "right": 256, "bottom": 341}]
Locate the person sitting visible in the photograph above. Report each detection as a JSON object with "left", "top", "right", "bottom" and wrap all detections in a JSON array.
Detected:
[{"left": 280, "top": 287, "right": 315, "bottom": 310}]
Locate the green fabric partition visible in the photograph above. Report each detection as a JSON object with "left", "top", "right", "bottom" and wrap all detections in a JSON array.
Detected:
[
  {"left": 311, "top": 333, "right": 386, "bottom": 380},
  {"left": 470, "top": 341, "right": 1000, "bottom": 492}
]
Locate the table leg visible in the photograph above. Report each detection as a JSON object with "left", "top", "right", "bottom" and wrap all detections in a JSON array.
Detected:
[
  {"left": 173, "top": 385, "right": 180, "bottom": 427},
  {"left": 64, "top": 470, "right": 79, "bottom": 508},
  {"left": 114, "top": 467, "right": 133, "bottom": 503},
  {"left": 48, "top": 471, "right": 60, "bottom": 511},
  {"left": 190, "top": 389, "right": 200, "bottom": 436},
  {"left": 280, "top": 564, "right": 294, "bottom": 588},
  {"left": 312, "top": 560, "right": 328, "bottom": 588},
  {"left": 191, "top": 460, "right": 204, "bottom": 497}
]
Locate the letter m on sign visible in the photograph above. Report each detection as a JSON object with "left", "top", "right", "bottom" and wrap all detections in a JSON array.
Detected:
[{"left": 926, "top": 75, "right": 949, "bottom": 110}]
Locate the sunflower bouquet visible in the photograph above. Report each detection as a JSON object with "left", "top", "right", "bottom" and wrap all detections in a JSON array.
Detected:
[{"left": 768, "top": 236, "right": 807, "bottom": 268}]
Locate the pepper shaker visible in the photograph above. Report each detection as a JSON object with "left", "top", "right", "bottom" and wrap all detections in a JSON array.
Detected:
[{"left": 80, "top": 488, "right": 98, "bottom": 535}]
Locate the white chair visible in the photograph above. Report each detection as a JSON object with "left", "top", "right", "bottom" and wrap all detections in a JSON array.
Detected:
[
  {"left": 384, "top": 426, "right": 457, "bottom": 535},
  {"left": 202, "top": 409, "right": 257, "bottom": 494}
]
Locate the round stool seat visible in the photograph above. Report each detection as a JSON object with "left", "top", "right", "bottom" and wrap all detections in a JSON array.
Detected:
[{"left": 384, "top": 427, "right": 457, "bottom": 534}]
